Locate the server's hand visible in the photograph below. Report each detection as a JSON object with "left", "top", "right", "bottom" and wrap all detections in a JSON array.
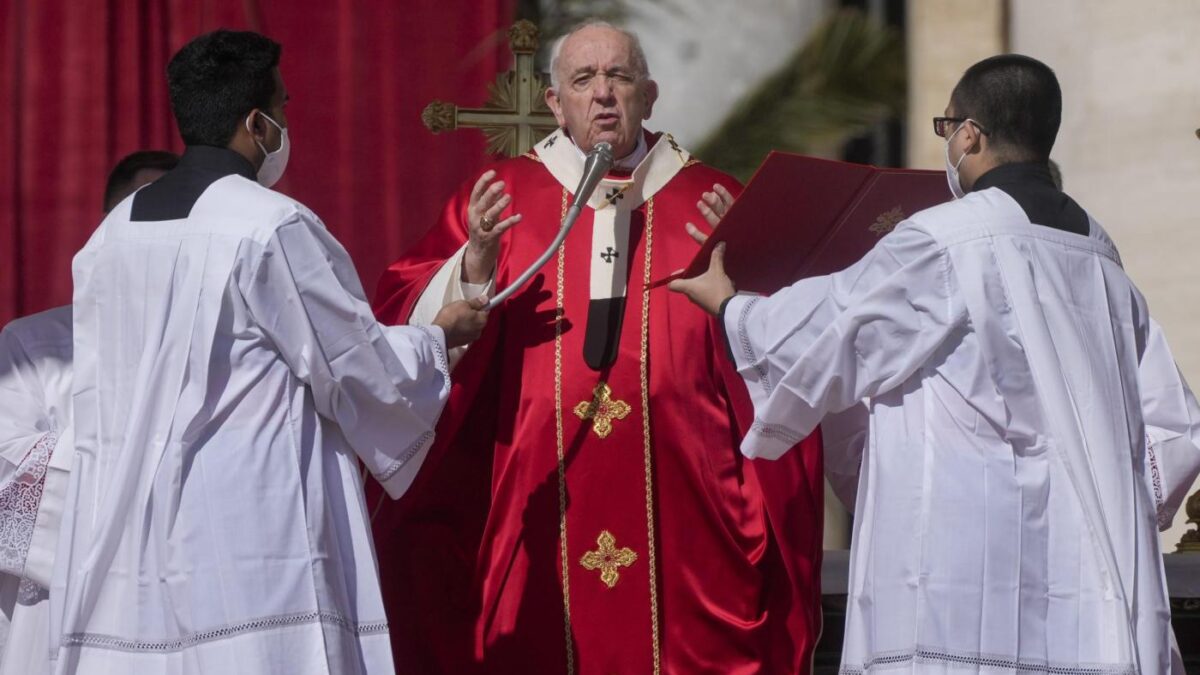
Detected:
[{"left": 433, "top": 297, "right": 490, "bottom": 348}]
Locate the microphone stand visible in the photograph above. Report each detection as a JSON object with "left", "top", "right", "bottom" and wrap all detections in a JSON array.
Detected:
[{"left": 484, "top": 142, "right": 614, "bottom": 311}]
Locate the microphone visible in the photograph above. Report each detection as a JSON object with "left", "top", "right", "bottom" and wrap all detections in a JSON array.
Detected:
[
  {"left": 574, "top": 142, "right": 615, "bottom": 205},
  {"left": 485, "top": 142, "right": 615, "bottom": 310}
]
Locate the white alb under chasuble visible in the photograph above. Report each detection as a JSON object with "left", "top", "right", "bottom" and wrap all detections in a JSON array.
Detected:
[
  {"left": 0, "top": 306, "right": 73, "bottom": 675},
  {"left": 724, "top": 188, "right": 1196, "bottom": 674},
  {"left": 409, "top": 128, "right": 687, "bottom": 371},
  {"left": 53, "top": 176, "right": 451, "bottom": 674}
]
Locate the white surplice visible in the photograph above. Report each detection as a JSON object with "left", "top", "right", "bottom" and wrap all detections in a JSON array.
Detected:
[
  {"left": 724, "top": 188, "right": 1193, "bottom": 674},
  {"left": 0, "top": 306, "right": 73, "bottom": 675},
  {"left": 52, "top": 176, "right": 451, "bottom": 674}
]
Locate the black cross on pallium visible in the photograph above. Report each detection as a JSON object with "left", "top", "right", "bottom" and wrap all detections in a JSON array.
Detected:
[
  {"left": 666, "top": 134, "right": 685, "bottom": 162},
  {"left": 543, "top": 135, "right": 557, "bottom": 149},
  {"left": 605, "top": 187, "right": 625, "bottom": 205},
  {"left": 600, "top": 247, "right": 620, "bottom": 263}
]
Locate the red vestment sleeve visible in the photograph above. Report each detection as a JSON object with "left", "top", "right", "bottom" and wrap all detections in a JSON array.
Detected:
[{"left": 369, "top": 167, "right": 510, "bottom": 674}]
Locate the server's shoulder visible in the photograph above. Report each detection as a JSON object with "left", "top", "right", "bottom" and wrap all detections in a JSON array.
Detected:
[
  {"left": 901, "top": 189, "right": 1019, "bottom": 242},
  {"left": 194, "top": 175, "right": 321, "bottom": 243}
]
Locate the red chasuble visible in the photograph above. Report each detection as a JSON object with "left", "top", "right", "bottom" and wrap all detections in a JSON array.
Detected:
[{"left": 370, "top": 129, "right": 824, "bottom": 674}]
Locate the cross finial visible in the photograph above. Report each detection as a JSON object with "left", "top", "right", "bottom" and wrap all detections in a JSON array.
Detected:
[{"left": 420, "top": 21, "right": 558, "bottom": 156}]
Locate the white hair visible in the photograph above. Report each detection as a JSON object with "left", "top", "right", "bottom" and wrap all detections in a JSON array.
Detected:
[{"left": 548, "top": 20, "right": 651, "bottom": 90}]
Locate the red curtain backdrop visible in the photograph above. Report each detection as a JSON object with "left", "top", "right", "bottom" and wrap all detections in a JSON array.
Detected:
[{"left": 0, "top": 0, "right": 515, "bottom": 325}]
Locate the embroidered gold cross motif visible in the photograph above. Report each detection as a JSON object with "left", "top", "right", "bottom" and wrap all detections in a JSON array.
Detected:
[
  {"left": 869, "top": 206, "right": 906, "bottom": 236},
  {"left": 573, "top": 383, "right": 631, "bottom": 439},
  {"left": 579, "top": 530, "right": 637, "bottom": 589}
]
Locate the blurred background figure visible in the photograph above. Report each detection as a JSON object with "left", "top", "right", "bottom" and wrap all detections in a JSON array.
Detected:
[{"left": 101, "top": 150, "right": 179, "bottom": 213}]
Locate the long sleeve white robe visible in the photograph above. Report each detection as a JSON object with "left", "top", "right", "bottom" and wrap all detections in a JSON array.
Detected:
[
  {"left": 724, "top": 188, "right": 1181, "bottom": 674},
  {"left": 0, "top": 306, "right": 73, "bottom": 675},
  {"left": 51, "top": 175, "right": 451, "bottom": 674}
]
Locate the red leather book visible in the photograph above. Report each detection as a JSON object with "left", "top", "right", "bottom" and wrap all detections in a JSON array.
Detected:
[{"left": 655, "top": 152, "right": 949, "bottom": 294}]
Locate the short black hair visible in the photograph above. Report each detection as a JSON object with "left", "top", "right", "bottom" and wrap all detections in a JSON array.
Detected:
[
  {"left": 103, "top": 150, "right": 180, "bottom": 211},
  {"left": 950, "top": 54, "right": 1062, "bottom": 162},
  {"left": 167, "top": 30, "right": 281, "bottom": 147}
]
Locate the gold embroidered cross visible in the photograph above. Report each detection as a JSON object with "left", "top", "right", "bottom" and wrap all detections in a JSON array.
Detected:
[
  {"left": 573, "top": 382, "right": 631, "bottom": 439},
  {"left": 869, "top": 205, "right": 905, "bottom": 237},
  {"left": 579, "top": 530, "right": 637, "bottom": 589}
]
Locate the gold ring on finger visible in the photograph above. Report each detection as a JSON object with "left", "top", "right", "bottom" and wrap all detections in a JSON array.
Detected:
[{"left": 481, "top": 215, "right": 497, "bottom": 232}]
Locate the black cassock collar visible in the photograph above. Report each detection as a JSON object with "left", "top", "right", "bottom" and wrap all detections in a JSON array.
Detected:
[
  {"left": 972, "top": 161, "right": 1089, "bottom": 236},
  {"left": 131, "top": 145, "right": 257, "bottom": 222}
]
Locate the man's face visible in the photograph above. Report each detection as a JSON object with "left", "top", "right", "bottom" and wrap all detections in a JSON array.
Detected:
[{"left": 546, "top": 26, "right": 658, "bottom": 159}]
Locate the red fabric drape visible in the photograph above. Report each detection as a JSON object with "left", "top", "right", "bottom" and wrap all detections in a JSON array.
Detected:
[{"left": 0, "top": 0, "right": 514, "bottom": 325}]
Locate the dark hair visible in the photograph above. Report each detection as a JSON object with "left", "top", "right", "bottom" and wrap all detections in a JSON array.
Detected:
[
  {"left": 950, "top": 54, "right": 1062, "bottom": 162},
  {"left": 167, "top": 30, "right": 281, "bottom": 147},
  {"left": 103, "top": 150, "right": 180, "bottom": 211}
]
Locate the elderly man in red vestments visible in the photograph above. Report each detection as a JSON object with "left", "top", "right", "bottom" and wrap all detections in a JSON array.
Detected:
[{"left": 371, "top": 20, "right": 824, "bottom": 674}]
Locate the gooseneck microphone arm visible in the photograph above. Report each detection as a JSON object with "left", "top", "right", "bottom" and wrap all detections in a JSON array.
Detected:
[{"left": 484, "top": 142, "right": 614, "bottom": 311}]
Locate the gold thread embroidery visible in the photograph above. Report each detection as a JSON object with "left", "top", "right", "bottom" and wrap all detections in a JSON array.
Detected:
[
  {"left": 579, "top": 530, "right": 638, "bottom": 588},
  {"left": 641, "top": 198, "right": 662, "bottom": 674},
  {"left": 553, "top": 192, "right": 662, "bottom": 674},
  {"left": 572, "top": 383, "right": 632, "bottom": 439},
  {"left": 554, "top": 188, "right": 576, "bottom": 674},
  {"left": 869, "top": 205, "right": 905, "bottom": 236}
]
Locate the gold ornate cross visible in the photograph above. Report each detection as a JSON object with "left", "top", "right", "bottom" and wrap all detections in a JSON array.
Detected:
[
  {"left": 421, "top": 20, "right": 559, "bottom": 157},
  {"left": 573, "top": 382, "right": 632, "bottom": 439},
  {"left": 579, "top": 530, "right": 637, "bottom": 588}
]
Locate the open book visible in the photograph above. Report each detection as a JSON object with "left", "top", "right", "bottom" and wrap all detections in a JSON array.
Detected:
[{"left": 654, "top": 152, "right": 950, "bottom": 294}]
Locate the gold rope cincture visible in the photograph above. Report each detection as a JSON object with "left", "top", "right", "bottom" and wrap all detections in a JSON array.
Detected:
[
  {"left": 554, "top": 190, "right": 662, "bottom": 675},
  {"left": 554, "top": 188, "right": 576, "bottom": 675},
  {"left": 640, "top": 199, "right": 662, "bottom": 674}
]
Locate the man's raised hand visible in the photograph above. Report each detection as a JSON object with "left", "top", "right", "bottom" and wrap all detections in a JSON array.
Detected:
[
  {"left": 464, "top": 170, "right": 523, "bottom": 284},
  {"left": 684, "top": 183, "right": 736, "bottom": 246}
]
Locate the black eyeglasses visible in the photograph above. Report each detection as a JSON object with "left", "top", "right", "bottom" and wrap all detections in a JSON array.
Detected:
[{"left": 933, "top": 117, "right": 990, "bottom": 138}]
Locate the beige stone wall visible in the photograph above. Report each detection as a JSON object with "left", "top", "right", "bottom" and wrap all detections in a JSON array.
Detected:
[
  {"left": 906, "top": 0, "right": 1007, "bottom": 170},
  {"left": 906, "top": 0, "right": 1200, "bottom": 551},
  {"left": 1008, "top": 0, "right": 1200, "bottom": 550}
]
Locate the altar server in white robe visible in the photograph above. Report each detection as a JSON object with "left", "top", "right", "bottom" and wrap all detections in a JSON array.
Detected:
[
  {"left": 50, "top": 30, "right": 488, "bottom": 675},
  {"left": 672, "top": 54, "right": 1194, "bottom": 674},
  {"left": 0, "top": 307, "right": 72, "bottom": 675},
  {"left": 0, "top": 149, "right": 179, "bottom": 675}
]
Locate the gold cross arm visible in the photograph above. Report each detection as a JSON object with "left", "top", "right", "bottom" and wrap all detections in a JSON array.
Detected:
[
  {"left": 573, "top": 382, "right": 632, "bottom": 439},
  {"left": 579, "top": 530, "right": 637, "bottom": 589},
  {"left": 421, "top": 20, "right": 559, "bottom": 157}
]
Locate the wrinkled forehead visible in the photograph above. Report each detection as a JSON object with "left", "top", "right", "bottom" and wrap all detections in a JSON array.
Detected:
[{"left": 558, "top": 27, "right": 637, "bottom": 73}]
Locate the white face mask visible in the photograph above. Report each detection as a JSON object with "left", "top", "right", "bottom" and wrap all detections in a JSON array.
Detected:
[
  {"left": 943, "top": 119, "right": 974, "bottom": 200},
  {"left": 246, "top": 111, "right": 290, "bottom": 188}
]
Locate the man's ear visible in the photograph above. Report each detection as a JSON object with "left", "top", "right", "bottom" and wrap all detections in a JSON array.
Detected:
[
  {"left": 965, "top": 121, "right": 985, "bottom": 156},
  {"left": 545, "top": 88, "right": 567, "bottom": 127},
  {"left": 642, "top": 80, "right": 659, "bottom": 120}
]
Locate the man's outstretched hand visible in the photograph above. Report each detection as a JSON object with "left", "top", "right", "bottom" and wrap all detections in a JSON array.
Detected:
[
  {"left": 668, "top": 243, "right": 736, "bottom": 316},
  {"left": 432, "top": 296, "right": 489, "bottom": 348}
]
